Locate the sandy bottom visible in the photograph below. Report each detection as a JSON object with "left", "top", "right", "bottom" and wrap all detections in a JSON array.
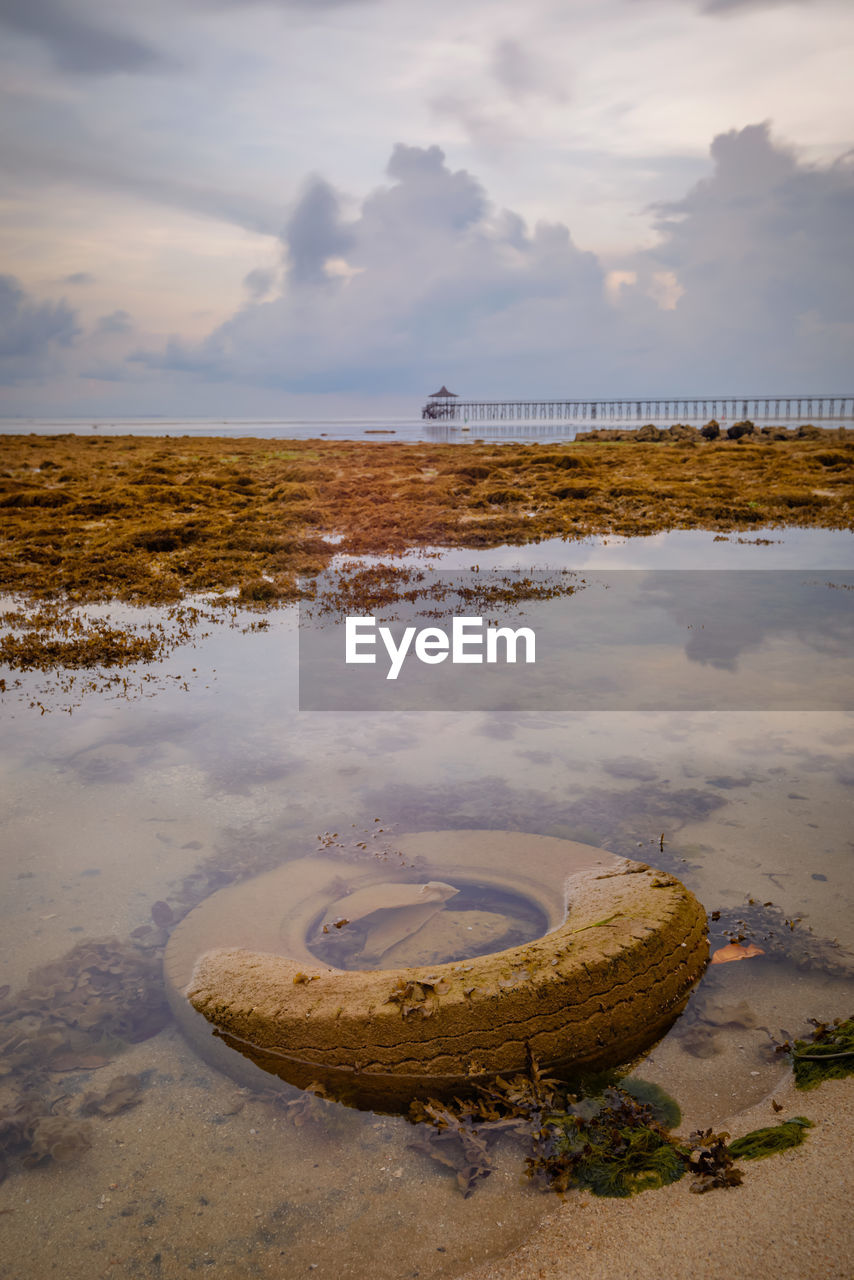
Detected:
[
  {"left": 458, "top": 1075, "right": 854, "bottom": 1280},
  {"left": 0, "top": 1024, "right": 551, "bottom": 1280}
]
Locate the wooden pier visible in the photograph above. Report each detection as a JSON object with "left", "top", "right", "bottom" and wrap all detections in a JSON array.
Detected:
[{"left": 421, "top": 391, "right": 854, "bottom": 423}]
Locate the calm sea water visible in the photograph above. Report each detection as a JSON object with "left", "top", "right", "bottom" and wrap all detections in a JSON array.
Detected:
[
  {"left": 1, "top": 415, "right": 850, "bottom": 445},
  {"left": 1, "top": 528, "right": 852, "bottom": 1279}
]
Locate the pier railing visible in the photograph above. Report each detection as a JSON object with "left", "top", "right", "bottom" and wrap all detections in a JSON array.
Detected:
[{"left": 421, "top": 395, "right": 854, "bottom": 423}]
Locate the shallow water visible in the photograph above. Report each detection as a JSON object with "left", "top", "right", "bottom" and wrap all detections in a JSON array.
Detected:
[
  {"left": 1, "top": 414, "right": 851, "bottom": 445},
  {"left": 1, "top": 528, "right": 852, "bottom": 1278}
]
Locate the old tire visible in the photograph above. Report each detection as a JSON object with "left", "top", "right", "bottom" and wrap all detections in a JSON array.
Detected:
[{"left": 168, "top": 831, "right": 708, "bottom": 1111}]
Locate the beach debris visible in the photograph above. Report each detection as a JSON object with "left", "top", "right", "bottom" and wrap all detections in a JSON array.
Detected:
[
  {"left": 707, "top": 899, "right": 854, "bottom": 978},
  {"left": 710, "top": 942, "right": 765, "bottom": 964},
  {"left": 785, "top": 1017, "right": 854, "bottom": 1090},
  {"left": 728, "top": 1117, "right": 813, "bottom": 1160},
  {"left": 387, "top": 975, "right": 448, "bottom": 1020},
  {"left": 685, "top": 1129, "right": 743, "bottom": 1193},
  {"left": 405, "top": 1046, "right": 823, "bottom": 1198}
]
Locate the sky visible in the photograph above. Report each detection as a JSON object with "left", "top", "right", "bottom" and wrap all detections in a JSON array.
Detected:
[{"left": 0, "top": 0, "right": 852, "bottom": 418}]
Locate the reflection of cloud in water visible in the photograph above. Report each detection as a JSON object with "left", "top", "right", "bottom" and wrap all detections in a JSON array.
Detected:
[
  {"left": 639, "top": 571, "right": 854, "bottom": 672},
  {"left": 415, "top": 527, "right": 854, "bottom": 572}
]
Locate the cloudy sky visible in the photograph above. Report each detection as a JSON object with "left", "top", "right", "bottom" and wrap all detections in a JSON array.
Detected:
[{"left": 1, "top": 0, "right": 852, "bottom": 418}]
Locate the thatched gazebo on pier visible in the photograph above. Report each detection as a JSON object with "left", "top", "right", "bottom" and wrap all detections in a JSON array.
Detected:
[{"left": 422, "top": 385, "right": 459, "bottom": 420}]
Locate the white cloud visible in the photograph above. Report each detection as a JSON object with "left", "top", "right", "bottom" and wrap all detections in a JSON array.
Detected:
[
  {"left": 605, "top": 269, "right": 638, "bottom": 302},
  {"left": 1, "top": 0, "right": 852, "bottom": 410},
  {"left": 129, "top": 125, "right": 853, "bottom": 400},
  {"left": 647, "top": 270, "right": 684, "bottom": 310}
]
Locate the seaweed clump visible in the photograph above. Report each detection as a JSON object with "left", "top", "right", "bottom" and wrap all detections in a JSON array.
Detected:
[
  {"left": 684, "top": 1128, "right": 743, "bottom": 1193},
  {"left": 786, "top": 1017, "right": 854, "bottom": 1090},
  {"left": 408, "top": 1054, "right": 687, "bottom": 1199},
  {"left": 728, "top": 1117, "right": 813, "bottom": 1160},
  {"left": 531, "top": 1088, "right": 686, "bottom": 1198},
  {"left": 0, "top": 604, "right": 163, "bottom": 670},
  {"left": 407, "top": 1052, "right": 818, "bottom": 1199}
]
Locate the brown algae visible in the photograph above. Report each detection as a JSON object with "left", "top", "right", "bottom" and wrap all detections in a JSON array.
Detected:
[{"left": 0, "top": 431, "right": 851, "bottom": 613}]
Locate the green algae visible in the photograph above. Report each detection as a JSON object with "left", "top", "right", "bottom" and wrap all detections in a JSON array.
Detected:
[
  {"left": 408, "top": 1056, "right": 687, "bottom": 1198},
  {"left": 791, "top": 1017, "right": 854, "bottom": 1090},
  {"left": 619, "top": 1077, "right": 682, "bottom": 1129},
  {"left": 728, "top": 1117, "right": 813, "bottom": 1160},
  {"left": 406, "top": 1047, "right": 827, "bottom": 1198},
  {"left": 541, "top": 1091, "right": 685, "bottom": 1197}
]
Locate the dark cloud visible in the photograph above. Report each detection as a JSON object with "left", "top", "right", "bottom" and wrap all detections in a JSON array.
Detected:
[
  {"left": 62, "top": 271, "right": 96, "bottom": 286},
  {"left": 0, "top": 274, "right": 79, "bottom": 380},
  {"left": 374, "top": 144, "right": 488, "bottom": 230},
  {"left": 645, "top": 123, "right": 854, "bottom": 329},
  {"left": 282, "top": 179, "right": 355, "bottom": 284},
  {"left": 0, "top": 0, "right": 168, "bottom": 74},
  {"left": 96, "top": 309, "right": 132, "bottom": 334},
  {"left": 0, "top": 97, "right": 284, "bottom": 236},
  {"left": 243, "top": 268, "right": 276, "bottom": 299}
]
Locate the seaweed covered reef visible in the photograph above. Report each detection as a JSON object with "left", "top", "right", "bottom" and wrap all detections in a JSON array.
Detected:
[{"left": 0, "top": 432, "right": 851, "bottom": 614}]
